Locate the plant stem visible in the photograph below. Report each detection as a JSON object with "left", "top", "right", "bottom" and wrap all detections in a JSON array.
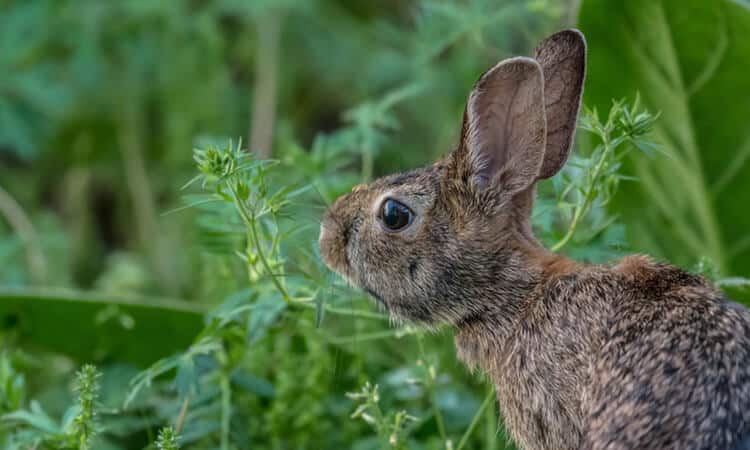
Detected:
[
  {"left": 417, "top": 336, "right": 447, "bottom": 443},
  {"left": 551, "top": 137, "right": 613, "bottom": 252},
  {"left": 362, "top": 146, "right": 374, "bottom": 182},
  {"left": 374, "top": 407, "right": 391, "bottom": 449},
  {"left": 456, "top": 387, "right": 495, "bottom": 450},
  {"left": 249, "top": 12, "right": 282, "bottom": 157},
  {"left": 326, "top": 328, "right": 417, "bottom": 345},
  {"left": 174, "top": 396, "right": 190, "bottom": 434},
  {"left": 230, "top": 186, "right": 291, "bottom": 303},
  {"left": 290, "top": 301, "right": 388, "bottom": 320},
  {"left": 220, "top": 372, "right": 231, "bottom": 450},
  {"left": 431, "top": 389, "right": 448, "bottom": 444},
  {"left": 0, "top": 184, "right": 47, "bottom": 283},
  {"left": 249, "top": 217, "right": 290, "bottom": 303},
  {"left": 483, "top": 388, "right": 497, "bottom": 449},
  {"left": 119, "top": 101, "right": 176, "bottom": 293}
]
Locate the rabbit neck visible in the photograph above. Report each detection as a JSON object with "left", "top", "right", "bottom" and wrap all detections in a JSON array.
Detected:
[
  {"left": 453, "top": 244, "right": 597, "bottom": 450},
  {"left": 452, "top": 240, "right": 581, "bottom": 366}
]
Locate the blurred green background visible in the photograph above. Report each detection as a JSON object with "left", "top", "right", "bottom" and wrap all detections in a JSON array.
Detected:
[{"left": 1, "top": 0, "right": 749, "bottom": 449}]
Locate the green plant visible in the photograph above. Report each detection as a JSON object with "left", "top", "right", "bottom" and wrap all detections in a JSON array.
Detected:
[
  {"left": 2, "top": 363, "right": 102, "bottom": 449},
  {"left": 547, "top": 96, "right": 658, "bottom": 253},
  {"left": 579, "top": 0, "right": 750, "bottom": 278},
  {"left": 347, "top": 382, "right": 419, "bottom": 450},
  {"left": 3, "top": 1, "right": 747, "bottom": 449},
  {"left": 69, "top": 365, "right": 100, "bottom": 450},
  {"left": 0, "top": 353, "right": 25, "bottom": 415},
  {"left": 155, "top": 426, "right": 181, "bottom": 450}
]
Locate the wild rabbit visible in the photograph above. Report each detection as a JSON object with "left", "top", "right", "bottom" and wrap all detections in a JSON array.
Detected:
[{"left": 318, "top": 29, "right": 750, "bottom": 450}]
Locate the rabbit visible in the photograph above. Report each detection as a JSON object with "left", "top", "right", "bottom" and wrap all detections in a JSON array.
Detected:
[{"left": 318, "top": 29, "right": 750, "bottom": 450}]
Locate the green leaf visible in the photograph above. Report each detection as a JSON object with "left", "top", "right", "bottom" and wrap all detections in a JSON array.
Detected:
[
  {"left": 246, "top": 294, "right": 286, "bottom": 344},
  {"left": 579, "top": 0, "right": 750, "bottom": 277},
  {"left": 175, "top": 355, "right": 199, "bottom": 398},
  {"left": 230, "top": 370, "right": 275, "bottom": 398},
  {"left": 0, "top": 288, "right": 204, "bottom": 366},
  {"left": 3, "top": 400, "right": 61, "bottom": 434}
]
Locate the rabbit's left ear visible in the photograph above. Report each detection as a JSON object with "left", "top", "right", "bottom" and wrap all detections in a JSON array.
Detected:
[
  {"left": 453, "top": 57, "right": 547, "bottom": 194},
  {"left": 534, "top": 29, "right": 586, "bottom": 180}
]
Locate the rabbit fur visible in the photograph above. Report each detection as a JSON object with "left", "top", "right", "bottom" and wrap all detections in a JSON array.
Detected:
[{"left": 318, "top": 29, "right": 750, "bottom": 450}]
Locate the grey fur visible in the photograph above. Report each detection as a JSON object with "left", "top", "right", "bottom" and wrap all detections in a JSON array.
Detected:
[{"left": 319, "top": 29, "right": 750, "bottom": 450}]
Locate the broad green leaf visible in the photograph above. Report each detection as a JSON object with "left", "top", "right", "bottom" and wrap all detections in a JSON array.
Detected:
[
  {"left": 579, "top": 0, "right": 750, "bottom": 277},
  {"left": 0, "top": 288, "right": 204, "bottom": 366}
]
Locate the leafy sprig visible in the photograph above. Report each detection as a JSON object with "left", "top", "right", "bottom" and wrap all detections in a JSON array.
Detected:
[{"left": 548, "top": 96, "right": 659, "bottom": 252}]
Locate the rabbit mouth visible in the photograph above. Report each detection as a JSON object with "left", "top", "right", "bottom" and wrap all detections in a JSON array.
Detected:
[{"left": 362, "top": 285, "right": 386, "bottom": 306}]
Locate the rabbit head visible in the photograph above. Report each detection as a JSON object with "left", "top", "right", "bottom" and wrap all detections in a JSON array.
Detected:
[{"left": 319, "top": 30, "right": 586, "bottom": 326}]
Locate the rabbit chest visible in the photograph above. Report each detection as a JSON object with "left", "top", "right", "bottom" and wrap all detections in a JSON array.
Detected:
[
  {"left": 493, "top": 334, "right": 588, "bottom": 450},
  {"left": 456, "top": 275, "right": 612, "bottom": 450}
]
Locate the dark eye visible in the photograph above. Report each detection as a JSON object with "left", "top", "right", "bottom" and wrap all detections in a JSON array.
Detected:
[{"left": 380, "top": 199, "right": 413, "bottom": 231}]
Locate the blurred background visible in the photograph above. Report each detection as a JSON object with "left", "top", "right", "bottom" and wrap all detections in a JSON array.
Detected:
[{"left": 1, "top": 0, "right": 749, "bottom": 449}]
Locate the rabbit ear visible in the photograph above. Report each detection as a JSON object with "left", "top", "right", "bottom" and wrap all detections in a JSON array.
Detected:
[
  {"left": 454, "top": 57, "right": 547, "bottom": 193},
  {"left": 534, "top": 29, "right": 586, "bottom": 180}
]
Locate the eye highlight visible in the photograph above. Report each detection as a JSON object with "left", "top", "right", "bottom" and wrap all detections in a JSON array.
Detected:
[{"left": 379, "top": 199, "right": 413, "bottom": 231}]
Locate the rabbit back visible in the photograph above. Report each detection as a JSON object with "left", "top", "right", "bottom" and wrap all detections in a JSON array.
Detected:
[
  {"left": 456, "top": 255, "right": 750, "bottom": 450},
  {"left": 581, "top": 257, "right": 750, "bottom": 449}
]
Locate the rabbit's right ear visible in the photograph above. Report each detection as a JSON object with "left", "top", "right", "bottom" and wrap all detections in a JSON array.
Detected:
[
  {"left": 534, "top": 29, "right": 586, "bottom": 180},
  {"left": 451, "top": 57, "right": 546, "bottom": 194}
]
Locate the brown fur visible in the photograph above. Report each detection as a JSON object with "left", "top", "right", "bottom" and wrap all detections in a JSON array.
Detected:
[{"left": 319, "top": 29, "right": 750, "bottom": 449}]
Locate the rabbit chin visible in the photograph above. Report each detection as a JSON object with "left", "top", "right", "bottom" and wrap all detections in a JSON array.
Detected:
[{"left": 358, "top": 282, "right": 445, "bottom": 326}]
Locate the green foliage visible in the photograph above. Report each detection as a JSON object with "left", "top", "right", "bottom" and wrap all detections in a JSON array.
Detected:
[
  {"left": 70, "top": 365, "right": 101, "bottom": 450},
  {"left": 1, "top": 0, "right": 748, "bottom": 449},
  {"left": 0, "top": 288, "right": 203, "bottom": 366},
  {"left": 347, "top": 382, "right": 419, "bottom": 450},
  {"left": 2, "top": 363, "right": 102, "bottom": 450},
  {"left": 155, "top": 427, "right": 181, "bottom": 450},
  {"left": 544, "top": 96, "right": 658, "bottom": 255},
  {"left": 0, "top": 353, "right": 25, "bottom": 414},
  {"left": 111, "top": 99, "right": 638, "bottom": 448},
  {"left": 579, "top": 0, "right": 750, "bottom": 278}
]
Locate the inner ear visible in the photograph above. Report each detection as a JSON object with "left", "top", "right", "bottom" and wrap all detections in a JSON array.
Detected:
[{"left": 456, "top": 57, "right": 547, "bottom": 193}]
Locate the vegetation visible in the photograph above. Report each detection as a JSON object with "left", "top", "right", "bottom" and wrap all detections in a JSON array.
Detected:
[{"left": 0, "top": 0, "right": 748, "bottom": 449}]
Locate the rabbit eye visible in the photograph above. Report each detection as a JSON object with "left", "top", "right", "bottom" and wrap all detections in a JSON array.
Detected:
[{"left": 380, "top": 199, "right": 413, "bottom": 231}]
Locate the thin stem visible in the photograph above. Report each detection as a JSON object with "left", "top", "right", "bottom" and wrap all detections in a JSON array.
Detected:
[
  {"left": 363, "top": 386, "right": 389, "bottom": 449},
  {"left": 326, "top": 328, "right": 417, "bottom": 345},
  {"left": 362, "top": 147, "right": 374, "bottom": 182},
  {"left": 551, "top": 136, "right": 614, "bottom": 252},
  {"left": 0, "top": 184, "right": 47, "bottom": 283},
  {"left": 118, "top": 101, "right": 176, "bottom": 293},
  {"left": 417, "top": 336, "right": 447, "bottom": 443},
  {"left": 430, "top": 387, "right": 448, "bottom": 444},
  {"left": 483, "top": 388, "right": 497, "bottom": 449},
  {"left": 456, "top": 387, "right": 495, "bottom": 450},
  {"left": 551, "top": 203, "right": 584, "bottom": 252},
  {"left": 249, "top": 217, "right": 290, "bottom": 303},
  {"left": 230, "top": 186, "right": 291, "bottom": 303},
  {"left": 174, "top": 396, "right": 190, "bottom": 434},
  {"left": 291, "top": 300, "right": 388, "bottom": 320},
  {"left": 249, "top": 12, "right": 282, "bottom": 157},
  {"left": 219, "top": 373, "right": 231, "bottom": 450}
]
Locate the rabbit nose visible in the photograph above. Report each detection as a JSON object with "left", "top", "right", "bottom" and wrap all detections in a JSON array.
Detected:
[{"left": 319, "top": 209, "right": 350, "bottom": 274}]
